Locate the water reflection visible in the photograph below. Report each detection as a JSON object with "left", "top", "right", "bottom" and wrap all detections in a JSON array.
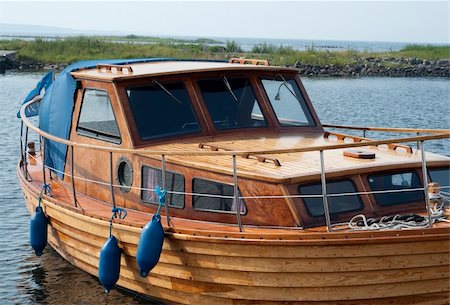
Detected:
[{"left": 17, "top": 248, "right": 158, "bottom": 305}]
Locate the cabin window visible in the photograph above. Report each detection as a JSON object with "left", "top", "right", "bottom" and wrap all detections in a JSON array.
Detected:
[
  {"left": 77, "top": 89, "right": 121, "bottom": 143},
  {"left": 429, "top": 168, "right": 450, "bottom": 189},
  {"left": 126, "top": 81, "right": 201, "bottom": 140},
  {"left": 192, "top": 178, "right": 246, "bottom": 214},
  {"left": 141, "top": 166, "right": 185, "bottom": 208},
  {"left": 298, "top": 180, "right": 363, "bottom": 217},
  {"left": 261, "top": 76, "right": 315, "bottom": 127},
  {"left": 197, "top": 77, "right": 267, "bottom": 130},
  {"left": 368, "top": 171, "right": 424, "bottom": 206}
]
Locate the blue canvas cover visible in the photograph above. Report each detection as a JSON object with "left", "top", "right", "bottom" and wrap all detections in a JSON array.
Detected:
[
  {"left": 38, "top": 58, "right": 175, "bottom": 178},
  {"left": 17, "top": 69, "right": 54, "bottom": 118}
]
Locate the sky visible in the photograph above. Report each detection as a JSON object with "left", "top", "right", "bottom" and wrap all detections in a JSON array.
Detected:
[{"left": 0, "top": 1, "right": 449, "bottom": 43}]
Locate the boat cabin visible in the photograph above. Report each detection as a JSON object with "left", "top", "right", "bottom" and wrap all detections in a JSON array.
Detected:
[{"left": 58, "top": 60, "right": 449, "bottom": 229}]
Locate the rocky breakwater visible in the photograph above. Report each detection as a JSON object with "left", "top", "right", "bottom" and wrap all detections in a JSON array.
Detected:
[{"left": 294, "top": 57, "right": 449, "bottom": 77}]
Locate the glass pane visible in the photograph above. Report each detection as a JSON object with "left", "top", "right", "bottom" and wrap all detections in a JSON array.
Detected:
[
  {"left": 368, "top": 171, "right": 424, "bottom": 206},
  {"left": 198, "top": 77, "right": 267, "bottom": 130},
  {"left": 193, "top": 178, "right": 246, "bottom": 213},
  {"left": 142, "top": 166, "right": 185, "bottom": 208},
  {"left": 77, "top": 89, "right": 120, "bottom": 143},
  {"left": 429, "top": 168, "right": 450, "bottom": 189},
  {"left": 127, "top": 81, "right": 200, "bottom": 140},
  {"left": 261, "top": 77, "right": 315, "bottom": 127},
  {"left": 298, "top": 180, "right": 362, "bottom": 217}
]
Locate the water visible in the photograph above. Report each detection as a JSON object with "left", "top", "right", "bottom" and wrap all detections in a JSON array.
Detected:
[{"left": 0, "top": 72, "right": 449, "bottom": 304}]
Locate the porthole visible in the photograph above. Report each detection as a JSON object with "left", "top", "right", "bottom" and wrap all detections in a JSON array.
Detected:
[{"left": 116, "top": 157, "right": 133, "bottom": 193}]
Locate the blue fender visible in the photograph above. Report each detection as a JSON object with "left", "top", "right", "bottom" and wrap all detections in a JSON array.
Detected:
[
  {"left": 30, "top": 206, "right": 47, "bottom": 256},
  {"left": 136, "top": 214, "right": 165, "bottom": 277},
  {"left": 98, "top": 235, "right": 121, "bottom": 293}
]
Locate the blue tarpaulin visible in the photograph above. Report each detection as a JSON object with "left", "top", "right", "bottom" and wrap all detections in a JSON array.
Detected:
[
  {"left": 37, "top": 58, "right": 175, "bottom": 178},
  {"left": 17, "top": 69, "right": 54, "bottom": 118}
]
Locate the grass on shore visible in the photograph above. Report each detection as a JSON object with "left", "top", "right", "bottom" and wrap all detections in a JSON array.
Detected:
[{"left": 0, "top": 36, "right": 448, "bottom": 67}]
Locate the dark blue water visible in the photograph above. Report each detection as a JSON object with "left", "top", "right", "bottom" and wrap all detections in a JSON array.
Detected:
[{"left": 0, "top": 72, "right": 448, "bottom": 304}]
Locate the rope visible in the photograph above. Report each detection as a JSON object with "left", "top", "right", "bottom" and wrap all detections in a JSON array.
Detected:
[
  {"left": 347, "top": 197, "right": 448, "bottom": 231},
  {"left": 109, "top": 207, "right": 127, "bottom": 237},
  {"left": 37, "top": 183, "right": 51, "bottom": 208},
  {"left": 154, "top": 186, "right": 167, "bottom": 217}
]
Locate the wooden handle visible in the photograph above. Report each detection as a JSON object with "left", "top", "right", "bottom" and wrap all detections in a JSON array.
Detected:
[
  {"left": 229, "top": 58, "right": 270, "bottom": 66},
  {"left": 96, "top": 64, "right": 133, "bottom": 73}
]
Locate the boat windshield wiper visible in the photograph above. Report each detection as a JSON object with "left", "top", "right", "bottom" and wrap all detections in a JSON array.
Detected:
[
  {"left": 275, "top": 74, "right": 300, "bottom": 102},
  {"left": 223, "top": 76, "right": 239, "bottom": 102},
  {"left": 152, "top": 80, "right": 182, "bottom": 104}
]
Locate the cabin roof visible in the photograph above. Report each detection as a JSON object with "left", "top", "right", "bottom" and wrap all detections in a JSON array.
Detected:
[
  {"left": 71, "top": 60, "right": 298, "bottom": 81},
  {"left": 138, "top": 132, "right": 449, "bottom": 183}
]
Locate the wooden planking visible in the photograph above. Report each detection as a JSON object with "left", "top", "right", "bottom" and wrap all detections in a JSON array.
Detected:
[
  {"left": 47, "top": 231, "right": 449, "bottom": 301},
  {"left": 44, "top": 200, "right": 449, "bottom": 275},
  {"left": 48, "top": 227, "right": 450, "bottom": 289}
]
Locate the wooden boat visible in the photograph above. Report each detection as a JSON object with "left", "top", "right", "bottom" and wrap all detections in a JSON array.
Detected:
[{"left": 17, "top": 58, "right": 450, "bottom": 305}]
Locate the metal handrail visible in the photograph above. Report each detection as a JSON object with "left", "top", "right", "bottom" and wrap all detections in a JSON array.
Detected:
[{"left": 20, "top": 99, "right": 450, "bottom": 156}]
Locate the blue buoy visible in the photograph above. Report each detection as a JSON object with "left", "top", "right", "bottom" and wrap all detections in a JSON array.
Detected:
[
  {"left": 98, "top": 235, "right": 121, "bottom": 293},
  {"left": 30, "top": 206, "right": 47, "bottom": 256},
  {"left": 136, "top": 214, "right": 165, "bottom": 277}
]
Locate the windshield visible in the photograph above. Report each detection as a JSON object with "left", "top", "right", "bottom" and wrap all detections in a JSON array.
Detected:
[
  {"left": 126, "top": 81, "right": 201, "bottom": 140},
  {"left": 261, "top": 76, "right": 315, "bottom": 127},
  {"left": 197, "top": 76, "right": 267, "bottom": 130}
]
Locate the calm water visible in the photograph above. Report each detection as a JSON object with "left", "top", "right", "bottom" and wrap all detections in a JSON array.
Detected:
[{"left": 0, "top": 72, "right": 448, "bottom": 304}]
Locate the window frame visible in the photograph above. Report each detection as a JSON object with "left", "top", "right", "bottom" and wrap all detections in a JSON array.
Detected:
[
  {"left": 298, "top": 179, "right": 364, "bottom": 218},
  {"left": 259, "top": 76, "right": 316, "bottom": 128},
  {"left": 76, "top": 88, "right": 122, "bottom": 144},
  {"left": 192, "top": 177, "right": 247, "bottom": 215},
  {"left": 140, "top": 165, "right": 185, "bottom": 209},
  {"left": 196, "top": 75, "right": 269, "bottom": 131}
]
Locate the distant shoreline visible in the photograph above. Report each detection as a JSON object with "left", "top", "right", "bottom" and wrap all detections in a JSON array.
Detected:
[{"left": 1, "top": 36, "right": 449, "bottom": 77}]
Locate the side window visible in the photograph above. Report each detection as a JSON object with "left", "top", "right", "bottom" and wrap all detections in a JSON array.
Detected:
[
  {"left": 77, "top": 89, "right": 121, "bottom": 143},
  {"left": 368, "top": 171, "right": 424, "bottom": 206},
  {"left": 142, "top": 166, "right": 185, "bottom": 208},
  {"left": 192, "top": 178, "right": 246, "bottom": 214},
  {"left": 261, "top": 77, "right": 315, "bottom": 127},
  {"left": 298, "top": 180, "right": 363, "bottom": 217}
]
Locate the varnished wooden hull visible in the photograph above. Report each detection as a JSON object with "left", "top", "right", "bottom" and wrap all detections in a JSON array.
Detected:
[{"left": 19, "top": 171, "right": 450, "bottom": 305}]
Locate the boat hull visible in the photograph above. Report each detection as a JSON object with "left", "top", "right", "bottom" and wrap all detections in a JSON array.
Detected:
[{"left": 19, "top": 170, "right": 450, "bottom": 305}]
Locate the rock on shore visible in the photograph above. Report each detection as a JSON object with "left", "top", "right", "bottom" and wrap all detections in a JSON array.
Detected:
[{"left": 293, "top": 57, "right": 449, "bottom": 77}]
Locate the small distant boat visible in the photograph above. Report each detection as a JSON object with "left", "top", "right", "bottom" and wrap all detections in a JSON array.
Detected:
[{"left": 17, "top": 57, "right": 450, "bottom": 304}]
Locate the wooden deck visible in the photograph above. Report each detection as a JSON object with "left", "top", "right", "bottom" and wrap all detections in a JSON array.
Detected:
[{"left": 138, "top": 131, "right": 449, "bottom": 183}]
